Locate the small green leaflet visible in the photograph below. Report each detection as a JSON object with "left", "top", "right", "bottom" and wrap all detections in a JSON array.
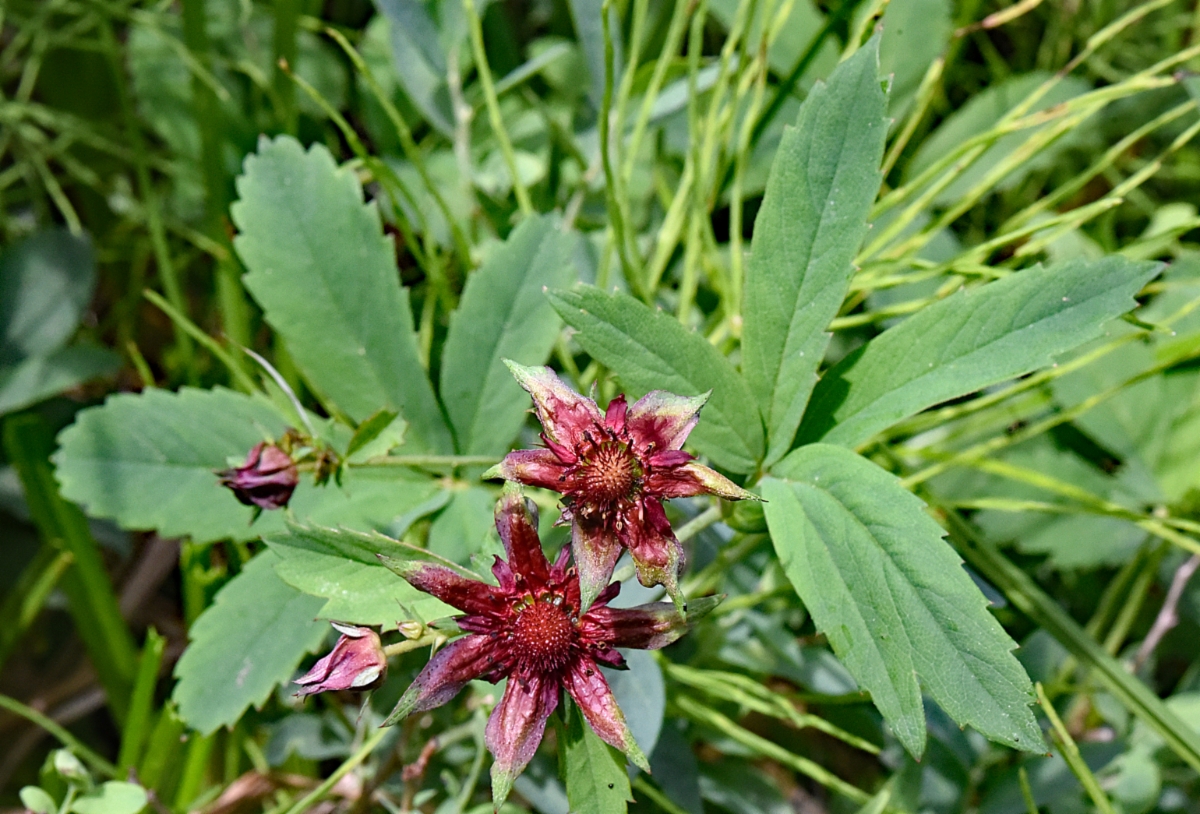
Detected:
[
  {"left": 799, "top": 256, "right": 1162, "bottom": 448},
  {"left": 762, "top": 444, "right": 1042, "bottom": 758},
  {"left": 548, "top": 286, "right": 763, "bottom": 474},
  {"left": 70, "top": 783, "right": 148, "bottom": 814},
  {"left": 561, "top": 700, "right": 634, "bottom": 814},
  {"left": 345, "top": 409, "right": 400, "bottom": 459},
  {"left": 439, "top": 214, "right": 575, "bottom": 455},
  {"left": 264, "top": 521, "right": 457, "bottom": 630},
  {"left": 172, "top": 551, "right": 327, "bottom": 734},
  {"left": 232, "top": 135, "right": 451, "bottom": 453},
  {"left": 741, "top": 35, "right": 888, "bottom": 467}
]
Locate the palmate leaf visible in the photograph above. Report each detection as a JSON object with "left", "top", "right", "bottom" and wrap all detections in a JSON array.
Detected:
[
  {"left": 799, "top": 256, "right": 1162, "bottom": 448},
  {"left": 741, "top": 35, "right": 888, "bottom": 467},
  {"left": 440, "top": 215, "right": 576, "bottom": 455},
  {"left": 762, "top": 444, "right": 1041, "bottom": 758},
  {"left": 548, "top": 286, "right": 763, "bottom": 474},
  {"left": 232, "top": 135, "right": 451, "bottom": 453},
  {"left": 172, "top": 550, "right": 328, "bottom": 734}
]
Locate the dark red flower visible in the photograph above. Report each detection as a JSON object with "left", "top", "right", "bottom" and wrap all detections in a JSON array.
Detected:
[
  {"left": 218, "top": 441, "right": 298, "bottom": 510},
  {"left": 379, "top": 486, "right": 717, "bottom": 808},
  {"left": 294, "top": 623, "right": 387, "bottom": 696},
  {"left": 486, "top": 362, "right": 757, "bottom": 609}
]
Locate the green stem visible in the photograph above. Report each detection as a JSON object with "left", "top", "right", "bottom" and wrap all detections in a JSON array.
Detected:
[
  {"left": 273, "top": 0, "right": 299, "bottom": 133},
  {"left": 1037, "top": 684, "right": 1116, "bottom": 814},
  {"left": 282, "top": 728, "right": 388, "bottom": 814},
  {"left": 143, "top": 289, "right": 259, "bottom": 393},
  {"left": 463, "top": 0, "right": 533, "bottom": 216},
  {"left": 4, "top": 415, "right": 137, "bottom": 725},
  {"left": 0, "top": 547, "right": 73, "bottom": 671},
  {"left": 119, "top": 628, "right": 167, "bottom": 772},
  {"left": 0, "top": 694, "right": 117, "bottom": 777},
  {"left": 96, "top": 15, "right": 195, "bottom": 382}
]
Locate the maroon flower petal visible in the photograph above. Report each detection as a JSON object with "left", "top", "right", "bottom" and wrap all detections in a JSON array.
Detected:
[
  {"left": 487, "top": 674, "right": 560, "bottom": 808},
  {"left": 584, "top": 594, "right": 721, "bottom": 649},
  {"left": 486, "top": 448, "right": 570, "bottom": 490},
  {"left": 382, "top": 634, "right": 495, "bottom": 725},
  {"left": 619, "top": 500, "right": 685, "bottom": 612},
  {"left": 572, "top": 519, "right": 623, "bottom": 611},
  {"left": 494, "top": 486, "right": 551, "bottom": 584},
  {"left": 378, "top": 558, "right": 504, "bottom": 616},
  {"left": 564, "top": 657, "right": 650, "bottom": 771},
  {"left": 604, "top": 394, "right": 628, "bottom": 432},
  {"left": 625, "top": 390, "right": 709, "bottom": 452},
  {"left": 504, "top": 361, "right": 602, "bottom": 449},
  {"left": 644, "top": 461, "right": 759, "bottom": 501}
]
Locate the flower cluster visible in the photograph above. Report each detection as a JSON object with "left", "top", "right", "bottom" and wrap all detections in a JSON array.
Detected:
[
  {"left": 487, "top": 362, "right": 757, "bottom": 609},
  {"left": 293, "top": 363, "right": 756, "bottom": 807}
]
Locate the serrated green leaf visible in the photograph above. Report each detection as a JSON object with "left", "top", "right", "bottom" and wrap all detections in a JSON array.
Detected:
[
  {"left": 741, "top": 36, "right": 888, "bottom": 467},
  {"left": 70, "top": 783, "right": 147, "bottom": 814},
  {"left": 877, "top": 0, "right": 951, "bottom": 118},
  {"left": 0, "top": 228, "right": 95, "bottom": 365},
  {"left": 231, "top": 135, "right": 451, "bottom": 452},
  {"left": 427, "top": 486, "right": 498, "bottom": 564},
  {"left": 55, "top": 387, "right": 288, "bottom": 542},
  {"left": 562, "top": 701, "right": 633, "bottom": 814},
  {"left": 440, "top": 215, "right": 575, "bottom": 455},
  {"left": 0, "top": 345, "right": 121, "bottom": 416},
  {"left": 172, "top": 551, "right": 327, "bottom": 734},
  {"left": 548, "top": 286, "right": 762, "bottom": 474},
  {"left": 763, "top": 444, "right": 1041, "bottom": 758},
  {"left": 265, "top": 517, "right": 458, "bottom": 630},
  {"left": 800, "top": 257, "right": 1162, "bottom": 448},
  {"left": 374, "top": 0, "right": 456, "bottom": 136},
  {"left": 54, "top": 387, "right": 439, "bottom": 543}
]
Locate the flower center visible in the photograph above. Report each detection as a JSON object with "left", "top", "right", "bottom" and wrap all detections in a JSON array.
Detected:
[
  {"left": 580, "top": 442, "right": 638, "bottom": 502},
  {"left": 512, "top": 599, "right": 575, "bottom": 672}
]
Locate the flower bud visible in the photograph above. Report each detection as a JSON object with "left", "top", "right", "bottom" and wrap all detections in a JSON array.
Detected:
[
  {"left": 218, "top": 442, "right": 298, "bottom": 510},
  {"left": 294, "top": 623, "right": 387, "bottom": 697},
  {"left": 51, "top": 750, "right": 88, "bottom": 783}
]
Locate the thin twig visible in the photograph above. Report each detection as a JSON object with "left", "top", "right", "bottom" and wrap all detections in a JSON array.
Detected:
[{"left": 1133, "top": 554, "right": 1200, "bottom": 673}]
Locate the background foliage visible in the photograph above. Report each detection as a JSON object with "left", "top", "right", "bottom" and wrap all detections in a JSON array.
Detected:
[{"left": 4, "top": 0, "right": 1200, "bottom": 813}]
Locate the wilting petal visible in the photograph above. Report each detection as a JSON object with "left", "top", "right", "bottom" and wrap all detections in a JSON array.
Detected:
[
  {"left": 572, "top": 519, "right": 623, "bottom": 612},
  {"left": 645, "top": 461, "right": 759, "bottom": 501},
  {"left": 504, "top": 361, "right": 602, "bottom": 448},
  {"left": 494, "top": 485, "right": 550, "bottom": 584},
  {"left": 378, "top": 558, "right": 503, "bottom": 616},
  {"left": 619, "top": 500, "right": 685, "bottom": 613},
  {"left": 625, "top": 390, "right": 709, "bottom": 452},
  {"left": 486, "top": 448, "right": 570, "bottom": 490},
  {"left": 295, "top": 623, "right": 388, "bottom": 697},
  {"left": 564, "top": 657, "right": 650, "bottom": 772},
  {"left": 584, "top": 594, "right": 721, "bottom": 649},
  {"left": 487, "top": 674, "right": 559, "bottom": 808},
  {"left": 383, "top": 634, "right": 495, "bottom": 725}
]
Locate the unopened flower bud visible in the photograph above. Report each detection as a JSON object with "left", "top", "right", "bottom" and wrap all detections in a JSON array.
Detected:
[
  {"left": 396, "top": 620, "right": 424, "bottom": 640},
  {"left": 218, "top": 442, "right": 298, "bottom": 510},
  {"left": 52, "top": 750, "right": 88, "bottom": 782},
  {"left": 294, "top": 623, "right": 387, "bottom": 697}
]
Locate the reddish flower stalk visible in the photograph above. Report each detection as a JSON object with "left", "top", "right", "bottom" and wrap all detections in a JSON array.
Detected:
[
  {"left": 379, "top": 486, "right": 718, "bottom": 808},
  {"left": 486, "top": 361, "right": 757, "bottom": 610},
  {"left": 294, "top": 622, "right": 387, "bottom": 696},
  {"left": 217, "top": 441, "right": 299, "bottom": 511}
]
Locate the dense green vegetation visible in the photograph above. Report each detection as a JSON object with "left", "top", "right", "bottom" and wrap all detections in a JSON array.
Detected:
[{"left": 3, "top": 0, "right": 1200, "bottom": 813}]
